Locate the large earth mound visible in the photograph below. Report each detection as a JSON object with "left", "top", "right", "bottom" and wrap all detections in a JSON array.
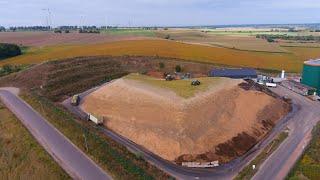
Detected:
[{"left": 81, "top": 74, "right": 290, "bottom": 163}]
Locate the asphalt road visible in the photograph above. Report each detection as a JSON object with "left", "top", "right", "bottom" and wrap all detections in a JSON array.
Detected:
[
  {"left": 63, "top": 84, "right": 318, "bottom": 180},
  {"left": 253, "top": 86, "right": 320, "bottom": 180},
  {"left": 0, "top": 89, "right": 112, "bottom": 180}
]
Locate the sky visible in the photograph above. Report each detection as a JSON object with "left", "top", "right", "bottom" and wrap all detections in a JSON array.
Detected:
[{"left": 0, "top": 0, "right": 319, "bottom": 27}]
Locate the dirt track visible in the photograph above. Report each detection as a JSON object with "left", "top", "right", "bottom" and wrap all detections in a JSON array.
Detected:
[{"left": 81, "top": 77, "right": 289, "bottom": 162}]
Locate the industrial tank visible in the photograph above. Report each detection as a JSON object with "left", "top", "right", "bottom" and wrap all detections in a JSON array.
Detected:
[{"left": 301, "top": 59, "right": 320, "bottom": 94}]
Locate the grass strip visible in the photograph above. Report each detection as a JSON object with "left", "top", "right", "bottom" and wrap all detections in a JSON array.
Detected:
[
  {"left": 235, "top": 131, "right": 289, "bottom": 180},
  {"left": 0, "top": 102, "right": 70, "bottom": 179}
]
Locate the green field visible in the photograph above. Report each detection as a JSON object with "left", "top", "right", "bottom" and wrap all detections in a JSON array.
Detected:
[
  {"left": 287, "top": 123, "right": 320, "bottom": 180},
  {"left": 125, "top": 73, "right": 225, "bottom": 98},
  {"left": 0, "top": 102, "right": 69, "bottom": 179},
  {"left": 101, "top": 28, "right": 155, "bottom": 37},
  {"left": 207, "top": 31, "right": 300, "bottom": 37}
]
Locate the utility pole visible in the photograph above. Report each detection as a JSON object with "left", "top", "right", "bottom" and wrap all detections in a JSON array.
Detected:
[{"left": 42, "top": 8, "right": 52, "bottom": 29}]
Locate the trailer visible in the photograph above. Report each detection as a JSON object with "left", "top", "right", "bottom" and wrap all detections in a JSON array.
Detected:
[
  {"left": 87, "top": 114, "right": 103, "bottom": 125},
  {"left": 266, "top": 83, "right": 277, "bottom": 88}
]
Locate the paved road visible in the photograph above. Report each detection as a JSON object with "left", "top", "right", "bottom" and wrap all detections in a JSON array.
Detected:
[
  {"left": 63, "top": 84, "right": 317, "bottom": 180},
  {"left": 0, "top": 89, "right": 112, "bottom": 180},
  {"left": 253, "top": 86, "right": 320, "bottom": 180}
]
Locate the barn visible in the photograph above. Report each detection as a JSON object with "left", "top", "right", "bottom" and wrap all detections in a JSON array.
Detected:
[{"left": 209, "top": 68, "right": 257, "bottom": 79}]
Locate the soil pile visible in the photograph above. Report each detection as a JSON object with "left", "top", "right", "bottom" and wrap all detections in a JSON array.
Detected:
[{"left": 81, "top": 76, "right": 290, "bottom": 163}]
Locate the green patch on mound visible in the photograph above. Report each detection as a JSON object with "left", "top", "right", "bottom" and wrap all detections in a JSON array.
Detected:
[{"left": 124, "top": 73, "right": 225, "bottom": 98}]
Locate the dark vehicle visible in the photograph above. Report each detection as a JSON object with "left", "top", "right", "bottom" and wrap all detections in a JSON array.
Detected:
[
  {"left": 165, "top": 74, "right": 175, "bottom": 81},
  {"left": 191, "top": 80, "right": 201, "bottom": 86}
]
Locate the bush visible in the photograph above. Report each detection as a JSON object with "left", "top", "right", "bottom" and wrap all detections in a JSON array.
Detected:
[
  {"left": 54, "top": 30, "right": 62, "bottom": 33},
  {"left": 164, "top": 34, "right": 170, "bottom": 40},
  {"left": 65, "top": 30, "right": 70, "bottom": 33},
  {"left": 267, "top": 38, "right": 275, "bottom": 43},
  {"left": 175, "top": 65, "right": 182, "bottom": 72},
  {"left": 159, "top": 62, "right": 165, "bottom": 69},
  {"left": 0, "top": 43, "right": 21, "bottom": 60}
]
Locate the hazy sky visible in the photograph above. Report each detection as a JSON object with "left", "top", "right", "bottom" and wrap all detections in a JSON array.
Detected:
[{"left": 0, "top": 0, "right": 319, "bottom": 27}]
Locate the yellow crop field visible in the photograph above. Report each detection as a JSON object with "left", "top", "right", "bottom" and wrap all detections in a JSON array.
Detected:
[
  {"left": 0, "top": 39, "right": 307, "bottom": 72},
  {"left": 282, "top": 46, "right": 320, "bottom": 61}
]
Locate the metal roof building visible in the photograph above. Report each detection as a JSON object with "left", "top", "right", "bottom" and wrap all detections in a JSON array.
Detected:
[{"left": 209, "top": 68, "right": 257, "bottom": 79}]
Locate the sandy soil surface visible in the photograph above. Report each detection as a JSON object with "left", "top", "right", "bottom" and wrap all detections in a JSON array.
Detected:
[
  {"left": 81, "top": 77, "right": 289, "bottom": 162},
  {"left": 0, "top": 32, "right": 155, "bottom": 47}
]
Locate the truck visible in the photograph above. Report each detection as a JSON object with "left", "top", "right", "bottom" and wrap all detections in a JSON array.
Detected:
[
  {"left": 266, "top": 83, "right": 277, "bottom": 88},
  {"left": 87, "top": 113, "right": 104, "bottom": 125},
  {"left": 71, "top": 95, "right": 80, "bottom": 106}
]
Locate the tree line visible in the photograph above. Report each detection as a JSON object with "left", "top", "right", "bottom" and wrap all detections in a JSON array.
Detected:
[{"left": 256, "top": 34, "right": 320, "bottom": 42}]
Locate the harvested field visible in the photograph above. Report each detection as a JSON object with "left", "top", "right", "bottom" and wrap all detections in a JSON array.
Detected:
[
  {"left": 81, "top": 74, "right": 290, "bottom": 163},
  {"left": 0, "top": 32, "right": 155, "bottom": 47},
  {"left": 0, "top": 40, "right": 303, "bottom": 72},
  {"left": 156, "top": 29, "right": 286, "bottom": 52}
]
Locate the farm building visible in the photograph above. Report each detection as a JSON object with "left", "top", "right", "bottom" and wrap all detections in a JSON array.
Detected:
[
  {"left": 209, "top": 68, "right": 257, "bottom": 79},
  {"left": 301, "top": 59, "right": 320, "bottom": 94}
]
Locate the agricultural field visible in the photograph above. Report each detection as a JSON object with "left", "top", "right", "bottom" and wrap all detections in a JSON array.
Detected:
[
  {"left": 0, "top": 40, "right": 309, "bottom": 72},
  {"left": 205, "top": 28, "right": 320, "bottom": 37},
  {"left": 81, "top": 73, "right": 290, "bottom": 163},
  {"left": 0, "top": 31, "right": 154, "bottom": 47},
  {"left": 156, "top": 29, "right": 287, "bottom": 52},
  {"left": 101, "top": 28, "right": 156, "bottom": 37},
  {"left": 0, "top": 102, "right": 69, "bottom": 179},
  {"left": 287, "top": 122, "right": 320, "bottom": 180},
  {"left": 1, "top": 28, "right": 320, "bottom": 73}
]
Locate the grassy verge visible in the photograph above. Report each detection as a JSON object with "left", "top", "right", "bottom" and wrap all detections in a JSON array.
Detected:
[
  {"left": 235, "top": 131, "right": 289, "bottom": 180},
  {"left": 0, "top": 64, "right": 29, "bottom": 77},
  {"left": 0, "top": 102, "right": 69, "bottom": 179},
  {"left": 287, "top": 122, "right": 320, "bottom": 180},
  {"left": 21, "top": 92, "right": 171, "bottom": 180},
  {"left": 124, "top": 73, "right": 224, "bottom": 98}
]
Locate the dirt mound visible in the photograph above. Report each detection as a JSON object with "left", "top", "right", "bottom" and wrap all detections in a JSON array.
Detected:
[{"left": 81, "top": 76, "right": 290, "bottom": 162}]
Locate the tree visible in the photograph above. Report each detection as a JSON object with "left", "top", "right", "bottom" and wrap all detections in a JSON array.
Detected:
[
  {"left": 175, "top": 65, "right": 182, "bottom": 72},
  {"left": 0, "top": 43, "right": 22, "bottom": 60}
]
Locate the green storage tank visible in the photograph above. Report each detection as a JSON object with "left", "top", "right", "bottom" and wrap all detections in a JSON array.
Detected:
[{"left": 301, "top": 59, "right": 320, "bottom": 94}]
